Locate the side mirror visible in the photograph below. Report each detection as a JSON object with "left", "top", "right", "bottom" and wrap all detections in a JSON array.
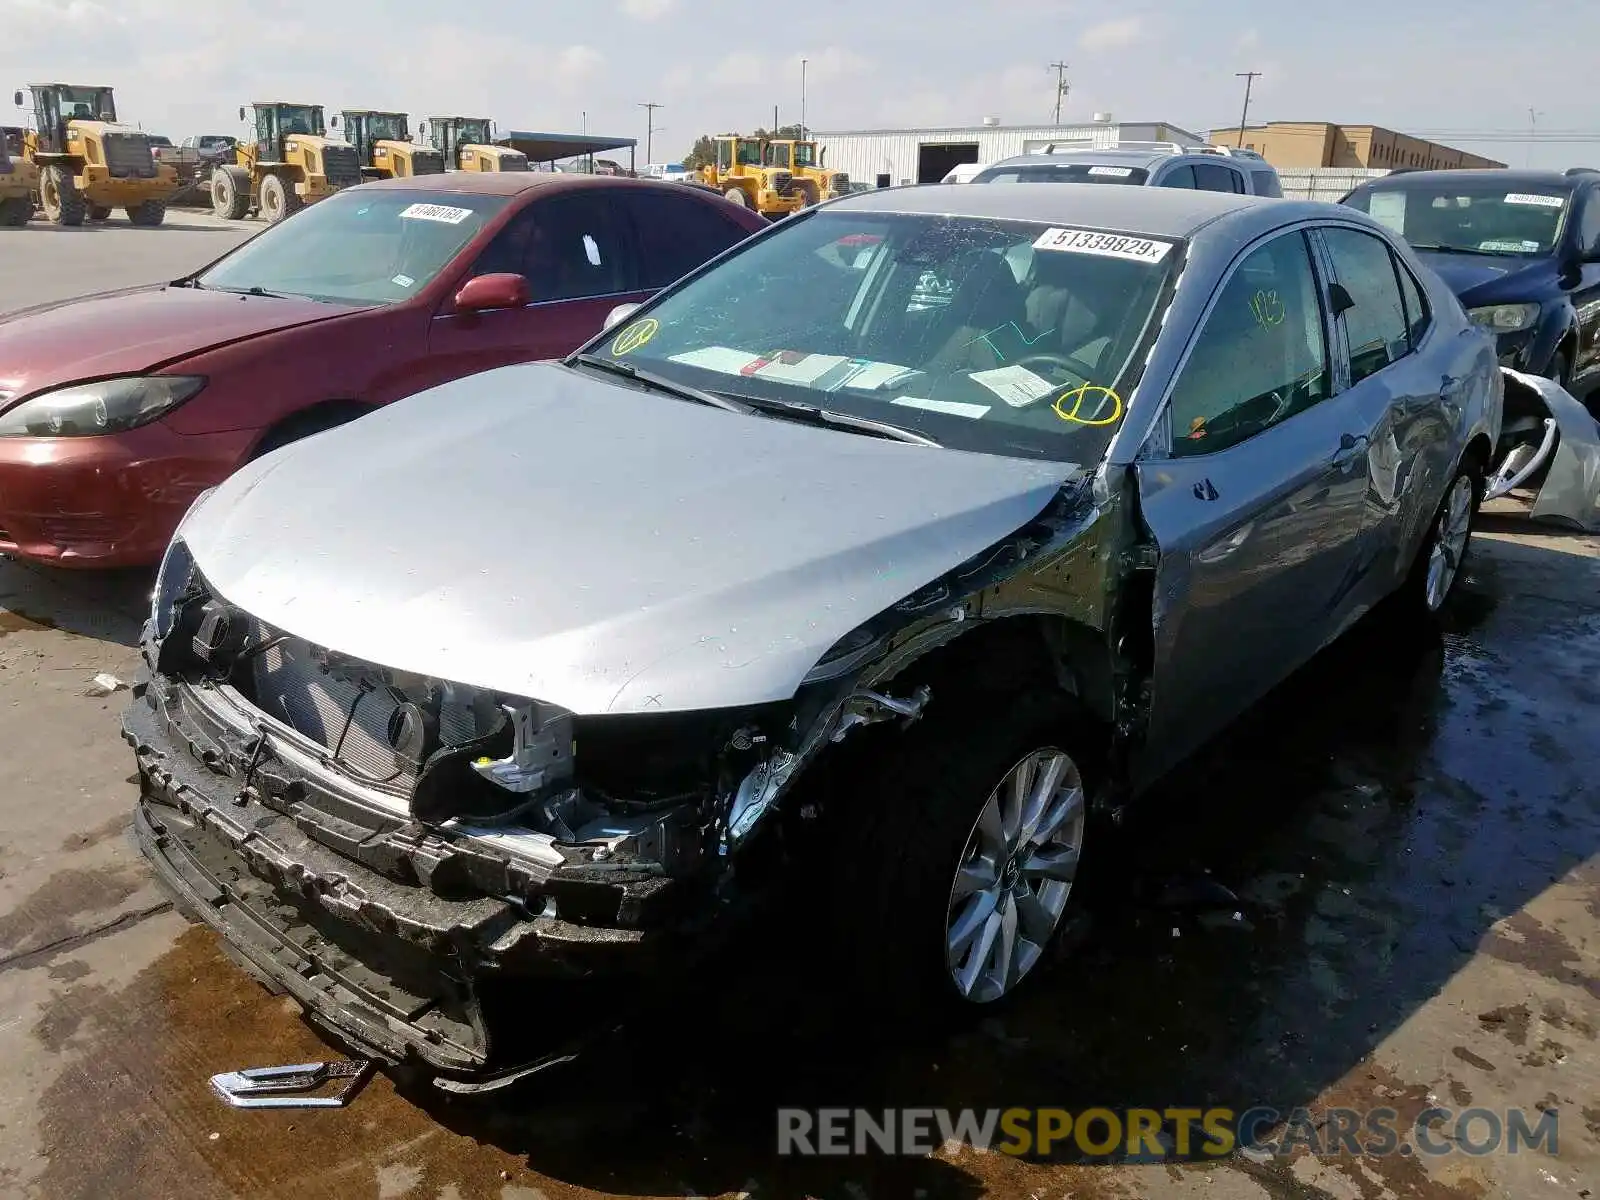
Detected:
[
  {"left": 454, "top": 272, "right": 530, "bottom": 313},
  {"left": 603, "top": 302, "right": 642, "bottom": 331},
  {"left": 238, "top": 106, "right": 246, "bottom": 122},
  {"left": 12, "top": 91, "right": 22, "bottom": 108},
  {"left": 1329, "top": 282, "right": 1356, "bottom": 317},
  {"left": 330, "top": 114, "right": 340, "bottom": 128}
]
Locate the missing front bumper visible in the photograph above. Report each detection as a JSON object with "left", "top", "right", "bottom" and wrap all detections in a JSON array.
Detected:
[{"left": 124, "top": 683, "right": 699, "bottom": 1083}]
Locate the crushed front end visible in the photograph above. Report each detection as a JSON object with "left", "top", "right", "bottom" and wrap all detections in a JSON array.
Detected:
[{"left": 123, "top": 542, "right": 789, "bottom": 1087}]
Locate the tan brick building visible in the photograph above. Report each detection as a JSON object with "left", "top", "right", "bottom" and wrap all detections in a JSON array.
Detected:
[{"left": 1211, "top": 122, "right": 1505, "bottom": 171}]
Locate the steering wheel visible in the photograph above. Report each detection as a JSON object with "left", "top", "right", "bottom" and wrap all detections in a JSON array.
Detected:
[{"left": 1014, "top": 353, "right": 1117, "bottom": 420}]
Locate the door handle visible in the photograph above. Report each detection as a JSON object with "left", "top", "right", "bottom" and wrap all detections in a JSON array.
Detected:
[{"left": 1331, "top": 432, "right": 1369, "bottom": 471}]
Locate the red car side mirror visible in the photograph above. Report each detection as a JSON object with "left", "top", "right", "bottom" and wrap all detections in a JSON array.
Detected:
[{"left": 454, "top": 272, "right": 530, "bottom": 313}]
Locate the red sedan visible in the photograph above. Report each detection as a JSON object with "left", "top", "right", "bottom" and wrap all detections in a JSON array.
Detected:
[{"left": 0, "top": 172, "right": 767, "bottom": 568}]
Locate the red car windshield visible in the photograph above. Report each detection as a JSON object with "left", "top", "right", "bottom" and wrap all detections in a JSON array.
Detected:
[{"left": 196, "top": 189, "right": 512, "bottom": 305}]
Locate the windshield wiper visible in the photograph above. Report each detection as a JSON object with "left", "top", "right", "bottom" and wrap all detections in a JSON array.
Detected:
[
  {"left": 742, "top": 396, "right": 940, "bottom": 447},
  {"left": 212, "top": 284, "right": 299, "bottom": 299},
  {"left": 569, "top": 353, "right": 753, "bottom": 414},
  {"left": 1407, "top": 243, "right": 1524, "bottom": 257}
]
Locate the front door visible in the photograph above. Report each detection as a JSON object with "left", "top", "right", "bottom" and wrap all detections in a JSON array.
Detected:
[
  {"left": 1568, "top": 184, "right": 1600, "bottom": 392},
  {"left": 427, "top": 192, "right": 651, "bottom": 384},
  {"left": 1134, "top": 228, "right": 1375, "bottom": 783}
]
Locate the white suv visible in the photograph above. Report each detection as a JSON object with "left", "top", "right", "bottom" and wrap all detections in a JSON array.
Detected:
[{"left": 973, "top": 143, "right": 1283, "bottom": 197}]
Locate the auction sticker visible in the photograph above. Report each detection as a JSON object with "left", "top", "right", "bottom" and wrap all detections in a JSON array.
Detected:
[
  {"left": 1087, "top": 165, "right": 1134, "bottom": 177},
  {"left": 1503, "top": 193, "right": 1564, "bottom": 208},
  {"left": 1033, "top": 227, "right": 1173, "bottom": 262},
  {"left": 399, "top": 202, "right": 474, "bottom": 224}
]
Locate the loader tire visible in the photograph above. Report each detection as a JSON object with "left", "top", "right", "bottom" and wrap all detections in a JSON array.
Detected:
[
  {"left": 40, "top": 166, "right": 85, "bottom": 226},
  {"left": 212, "top": 166, "right": 250, "bottom": 221},
  {"left": 258, "top": 173, "right": 301, "bottom": 223},
  {"left": 86, "top": 204, "right": 112, "bottom": 221},
  {"left": 0, "top": 196, "right": 31, "bottom": 227},
  {"left": 127, "top": 200, "right": 166, "bottom": 227},
  {"left": 723, "top": 185, "right": 749, "bottom": 206}
]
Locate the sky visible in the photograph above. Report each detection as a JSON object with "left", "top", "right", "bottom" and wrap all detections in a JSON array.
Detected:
[{"left": 6, "top": 0, "right": 1598, "bottom": 170}]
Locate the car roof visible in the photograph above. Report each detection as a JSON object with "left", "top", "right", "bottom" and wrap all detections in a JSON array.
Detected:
[
  {"left": 1361, "top": 168, "right": 1578, "bottom": 190},
  {"left": 990, "top": 148, "right": 1176, "bottom": 170},
  {"left": 828, "top": 182, "right": 1281, "bottom": 239},
  {"left": 348, "top": 173, "right": 694, "bottom": 199}
]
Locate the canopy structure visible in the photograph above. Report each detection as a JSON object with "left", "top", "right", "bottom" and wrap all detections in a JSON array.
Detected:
[{"left": 499, "top": 131, "right": 638, "bottom": 172}]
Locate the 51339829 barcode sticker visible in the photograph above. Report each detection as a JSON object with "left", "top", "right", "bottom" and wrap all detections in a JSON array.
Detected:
[
  {"left": 398, "top": 203, "right": 474, "bottom": 224},
  {"left": 1032, "top": 227, "right": 1174, "bottom": 262}
]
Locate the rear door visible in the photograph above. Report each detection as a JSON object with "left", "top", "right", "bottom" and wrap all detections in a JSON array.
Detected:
[
  {"left": 427, "top": 190, "right": 649, "bottom": 379},
  {"left": 1133, "top": 227, "right": 1376, "bottom": 783}
]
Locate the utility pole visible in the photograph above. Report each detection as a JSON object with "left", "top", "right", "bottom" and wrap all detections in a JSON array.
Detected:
[
  {"left": 1234, "top": 71, "right": 1261, "bottom": 146},
  {"left": 801, "top": 58, "right": 808, "bottom": 140},
  {"left": 1049, "top": 60, "right": 1070, "bottom": 125},
  {"left": 1527, "top": 106, "right": 1542, "bottom": 167},
  {"left": 638, "top": 101, "right": 662, "bottom": 165}
]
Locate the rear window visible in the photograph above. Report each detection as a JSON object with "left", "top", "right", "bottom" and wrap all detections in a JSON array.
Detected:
[
  {"left": 975, "top": 163, "right": 1151, "bottom": 186},
  {"left": 1251, "top": 169, "right": 1282, "bottom": 198}
]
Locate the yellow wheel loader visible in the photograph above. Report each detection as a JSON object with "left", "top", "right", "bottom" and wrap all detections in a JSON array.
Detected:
[
  {"left": 334, "top": 110, "right": 445, "bottom": 179},
  {"left": 0, "top": 125, "right": 36, "bottom": 226},
  {"left": 422, "top": 117, "right": 528, "bottom": 172},
  {"left": 10, "top": 84, "right": 177, "bottom": 226},
  {"left": 762, "top": 138, "right": 850, "bottom": 206},
  {"left": 699, "top": 135, "right": 804, "bottom": 220},
  {"left": 211, "top": 102, "right": 362, "bottom": 223}
]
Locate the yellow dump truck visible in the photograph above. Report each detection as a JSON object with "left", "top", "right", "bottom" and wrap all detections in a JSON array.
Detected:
[
  {"left": 10, "top": 84, "right": 178, "bottom": 226},
  {"left": 211, "top": 102, "right": 362, "bottom": 223},
  {"left": 422, "top": 118, "right": 528, "bottom": 172},
  {"left": 335, "top": 110, "right": 445, "bottom": 179},
  {"left": 762, "top": 138, "right": 850, "bottom": 206},
  {"left": 699, "top": 135, "right": 804, "bottom": 219},
  {"left": 0, "top": 125, "right": 36, "bottom": 226}
]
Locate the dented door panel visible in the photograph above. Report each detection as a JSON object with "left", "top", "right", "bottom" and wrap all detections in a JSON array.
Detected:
[{"left": 1132, "top": 396, "right": 1374, "bottom": 785}]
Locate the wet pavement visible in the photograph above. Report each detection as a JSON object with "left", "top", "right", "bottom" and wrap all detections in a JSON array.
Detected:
[{"left": 0, "top": 498, "right": 1594, "bottom": 1199}]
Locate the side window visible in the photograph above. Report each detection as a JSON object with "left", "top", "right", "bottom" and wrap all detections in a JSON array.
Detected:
[
  {"left": 1578, "top": 187, "right": 1600, "bottom": 258},
  {"left": 1168, "top": 232, "right": 1331, "bottom": 456},
  {"left": 1394, "top": 255, "right": 1431, "bottom": 349},
  {"left": 1158, "top": 164, "right": 1197, "bottom": 189},
  {"left": 1321, "top": 227, "right": 1411, "bottom": 384},
  {"left": 523, "top": 194, "right": 631, "bottom": 301},
  {"left": 465, "top": 208, "right": 538, "bottom": 282},
  {"left": 1251, "top": 169, "right": 1283, "bottom": 198},
  {"left": 624, "top": 191, "right": 753, "bottom": 290},
  {"left": 1192, "top": 162, "right": 1240, "bottom": 193}
]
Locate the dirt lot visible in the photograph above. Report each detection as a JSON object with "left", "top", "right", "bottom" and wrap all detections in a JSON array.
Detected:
[{"left": 0, "top": 231, "right": 1596, "bottom": 1200}]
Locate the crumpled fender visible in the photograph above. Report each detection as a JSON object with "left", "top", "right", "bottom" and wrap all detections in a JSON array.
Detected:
[{"left": 1491, "top": 368, "right": 1600, "bottom": 532}]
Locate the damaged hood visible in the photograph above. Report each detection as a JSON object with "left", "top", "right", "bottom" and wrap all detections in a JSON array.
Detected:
[
  {"left": 178, "top": 362, "right": 1076, "bottom": 715},
  {"left": 1412, "top": 252, "right": 1553, "bottom": 305}
]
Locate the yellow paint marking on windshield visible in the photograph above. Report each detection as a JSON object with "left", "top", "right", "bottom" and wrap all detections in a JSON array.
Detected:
[
  {"left": 1250, "top": 289, "right": 1285, "bottom": 331},
  {"left": 611, "top": 318, "right": 660, "bottom": 356},
  {"left": 1052, "top": 385, "right": 1123, "bottom": 426}
]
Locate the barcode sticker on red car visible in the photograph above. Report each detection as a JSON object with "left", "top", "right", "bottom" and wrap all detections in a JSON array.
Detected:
[
  {"left": 399, "top": 203, "right": 474, "bottom": 224},
  {"left": 1032, "top": 227, "right": 1173, "bottom": 262}
]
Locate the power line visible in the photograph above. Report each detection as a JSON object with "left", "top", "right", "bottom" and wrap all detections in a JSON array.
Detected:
[{"left": 1049, "top": 61, "right": 1070, "bottom": 125}]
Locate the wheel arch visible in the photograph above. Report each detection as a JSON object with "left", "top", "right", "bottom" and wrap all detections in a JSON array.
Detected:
[{"left": 246, "top": 397, "right": 375, "bottom": 460}]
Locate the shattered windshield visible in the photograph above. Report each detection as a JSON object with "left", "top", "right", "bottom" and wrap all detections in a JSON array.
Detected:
[
  {"left": 196, "top": 188, "right": 509, "bottom": 305},
  {"left": 591, "top": 211, "right": 1177, "bottom": 462},
  {"left": 1345, "top": 181, "right": 1573, "bottom": 256}
]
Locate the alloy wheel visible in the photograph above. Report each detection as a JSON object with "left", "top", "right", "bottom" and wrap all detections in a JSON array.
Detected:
[
  {"left": 1425, "top": 474, "right": 1475, "bottom": 612},
  {"left": 945, "top": 747, "right": 1086, "bottom": 1003}
]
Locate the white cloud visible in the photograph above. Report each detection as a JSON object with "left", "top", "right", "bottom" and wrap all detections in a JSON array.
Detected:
[
  {"left": 554, "top": 45, "right": 604, "bottom": 82},
  {"left": 622, "top": 0, "right": 676, "bottom": 19},
  {"left": 1078, "top": 16, "right": 1144, "bottom": 51},
  {"left": 1237, "top": 27, "right": 1261, "bottom": 50}
]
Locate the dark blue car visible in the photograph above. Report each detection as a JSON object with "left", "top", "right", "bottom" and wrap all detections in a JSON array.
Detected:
[{"left": 1341, "top": 168, "right": 1600, "bottom": 407}]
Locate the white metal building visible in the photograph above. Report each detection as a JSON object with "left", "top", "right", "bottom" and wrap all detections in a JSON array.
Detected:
[
  {"left": 1274, "top": 167, "right": 1390, "bottom": 202},
  {"left": 812, "top": 118, "right": 1208, "bottom": 187}
]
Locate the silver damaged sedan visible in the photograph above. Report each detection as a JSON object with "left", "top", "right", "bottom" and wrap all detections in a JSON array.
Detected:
[{"left": 125, "top": 183, "right": 1502, "bottom": 1090}]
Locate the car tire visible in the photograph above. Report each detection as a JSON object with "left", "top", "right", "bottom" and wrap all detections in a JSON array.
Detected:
[
  {"left": 723, "top": 185, "right": 748, "bottom": 206},
  {"left": 0, "top": 196, "right": 31, "bottom": 227},
  {"left": 1399, "top": 458, "right": 1482, "bottom": 620},
  {"left": 212, "top": 166, "right": 251, "bottom": 221},
  {"left": 126, "top": 200, "right": 166, "bottom": 227},
  {"left": 39, "top": 165, "right": 85, "bottom": 226},
  {"left": 830, "top": 686, "right": 1097, "bottom": 1021},
  {"left": 258, "top": 173, "right": 301, "bottom": 223}
]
